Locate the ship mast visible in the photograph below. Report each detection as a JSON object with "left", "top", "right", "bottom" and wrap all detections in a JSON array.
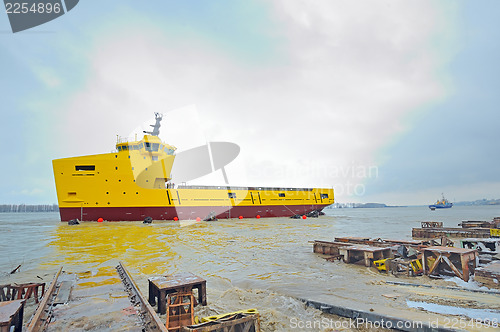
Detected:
[{"left": 143, "top": 112, "right": 163, "bottom": 137}]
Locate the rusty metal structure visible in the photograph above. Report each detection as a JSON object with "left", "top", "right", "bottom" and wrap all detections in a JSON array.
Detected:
[
  {"left": 387, "top": 258, "right": 424, "bottom": 277},
  {"left": 147, "top": 272, "right": 207, "bottom": 331},
  {"left": 412, "top": 226, "right": 491, "bottom": 239},
  {"left": 338, "top": 245, "right": 392, "bottom": 267},
  {"left": 461, "top": 237, "right": 500, "bottom": 254},
  {"left": 414, "top": 217, "right": 500, "bottom": 239},
  {"left": 27, "top": 263, "right": 168, "bottom": 332},
  {"left": 0, "top": 283, "right": 45, "bottom": 304},
  {"left": 26, "top": 267, "right": 62, "bottom": 332},
  {"left": 421, "top": 221, "right": 443, "bottom": 228},
  {"left": 116, "top": 262, "right": 168, "bottom": 332},
  {"left": 22, "top": 263, "right": 260, "bottom": 332},
  {"left": 312, "top": 237, "right": 481, "bottom": 281},
  {"left": 312, "top": 237, "right": 446, "bottom": 262},
  {"left": 0, "top": 299, "right": 25, "bottom": 332},
  {"left": 458, "top": 218, "right": 500, "bottom": 229},
  {"left": 166, "top": 292, "right": 194, "bottom": 331},
  {"left": 422, "top": 246, "right": 478, "bottom": 282},
  {"left": 312, "top": 240, "right": 353, "bottom": 257},
  {"left": 148, "top": 273, "right": 207, "bottom": 315},
  {"left": 334, "top": 236, "right": 440, "bottom": 250},
  {"left": 182, "top": 313, "right": 261, "bottom": 332}
]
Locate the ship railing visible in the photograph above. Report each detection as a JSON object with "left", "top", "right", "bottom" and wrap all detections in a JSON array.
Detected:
[
  {"left": 116, "top": 136, "right": 134, "bottom": 144},
  {"left": 176, "top": 185, "right": 314, "bottom": 191}
]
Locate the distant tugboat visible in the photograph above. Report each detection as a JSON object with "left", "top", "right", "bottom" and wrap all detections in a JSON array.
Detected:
[{"left": 429, "top": 193, "right": 453, "bottom": 210}]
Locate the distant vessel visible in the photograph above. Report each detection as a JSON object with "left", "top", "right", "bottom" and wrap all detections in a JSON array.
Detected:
[
  {"left": 52, "top": 113, "right": 334, "bottom": 221},
  {"left": 429, "top": 194, "right": 453, "bottom": 210}
]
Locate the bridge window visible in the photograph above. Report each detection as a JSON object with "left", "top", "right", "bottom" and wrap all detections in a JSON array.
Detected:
[
  {"left": 228, "top": 192, "right": 236, "bottom": 199},
  {"left": 144, "top": 142, "right": 160, "bottom": 152},
  {"left": 75, "top": 165, "right": 95, "bottom": 171},
  {"left": 320, "top": 193, "right": 329, "bottom": 199},
  {"left": 278, "top": 193, "right": 285, "bottom": 198},
  {"left": 162, "top": 147, "right": 174, "bottom": 155}
]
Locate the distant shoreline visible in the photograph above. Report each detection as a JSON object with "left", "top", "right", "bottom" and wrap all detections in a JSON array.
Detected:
[
  {"left": 0, "top": 204, "right": 59, "bottom": 213},
  {"left": 329, "top": 203, "right": 405, "bottom": 209},
  {"left": 2, "top": 198, "right": 499, "bottom": 212},
  {"left": 330, "top": 199, "right": 500, "bottom": 209}
]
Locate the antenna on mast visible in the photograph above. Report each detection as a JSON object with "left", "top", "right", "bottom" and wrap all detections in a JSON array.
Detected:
[{"left": 143, "top": 113, "right": 163, "bottom": 136}]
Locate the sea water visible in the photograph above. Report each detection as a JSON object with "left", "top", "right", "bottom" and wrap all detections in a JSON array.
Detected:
[{"left": 1, "top": 205, "right": 499, "bottom": 330}]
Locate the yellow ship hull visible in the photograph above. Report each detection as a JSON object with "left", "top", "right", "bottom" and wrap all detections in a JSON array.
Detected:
[
  {"left": 53, "top": 151, "right": 334, "bottom": 221},
  {"left": 52, "top": 128, "right": 334, "bottom": 221},
  {"left": 55, "top": 187, "right": 334, "bottom": 221}
]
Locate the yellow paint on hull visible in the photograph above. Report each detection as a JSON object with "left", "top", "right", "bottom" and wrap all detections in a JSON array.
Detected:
[{"left": 53, "top": 135, "right": 334, "bottom": 221}]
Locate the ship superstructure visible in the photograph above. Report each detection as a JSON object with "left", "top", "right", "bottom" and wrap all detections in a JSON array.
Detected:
[
  {"left": 53, "top": 114, "right": 334, "bottom": 221},
  {"left": 429, "top": 193, "right": 453, "bottom": 210}
]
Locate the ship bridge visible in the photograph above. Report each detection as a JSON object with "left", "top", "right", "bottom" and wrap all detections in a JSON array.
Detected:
[
  {"left": 116, "top": 135, "right": 176, "bottom": 156},
  {"left": 114, "top": 134, "right": 177, "bottom": 189},
  {"left": 115, "top": 112, "right": 176, "bottom": 156}
]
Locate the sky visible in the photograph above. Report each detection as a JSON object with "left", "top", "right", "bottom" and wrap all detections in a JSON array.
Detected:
[{"left": 0, "top": 0, "right": 499, "bottom": 205}]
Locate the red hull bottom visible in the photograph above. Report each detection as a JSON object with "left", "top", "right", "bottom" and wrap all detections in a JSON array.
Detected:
[{"left": 59, "top": 204, "right": 329, "bottom": 221}]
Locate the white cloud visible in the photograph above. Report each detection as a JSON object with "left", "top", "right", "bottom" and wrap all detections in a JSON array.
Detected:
[{"left": 56, "top": 1, "right": 448, "bottom": 202}]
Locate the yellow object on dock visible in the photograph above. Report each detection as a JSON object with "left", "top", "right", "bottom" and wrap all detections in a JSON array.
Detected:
[
  {"left": 374, "top": 258, "right": 389, "bottom": 272},
  {"left": 409, "top": 259, "right": 423, "bottom": 275},
  {"left": 491, "top": 228, "right": 500, "bottom": 237},
  {"left": 201, "top": 309, "right": 259, "bottom": 322}
]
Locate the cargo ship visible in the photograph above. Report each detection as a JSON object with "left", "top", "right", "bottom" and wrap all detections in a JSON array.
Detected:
[
  {"left": 428, "top": 194, "right": 453, "bottom": 210},
  {"left": 53, "top": 114, "right": 334, "bottom": 221}
]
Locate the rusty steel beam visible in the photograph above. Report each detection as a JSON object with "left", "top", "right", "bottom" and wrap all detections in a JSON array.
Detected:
[
  {"left": 26, "top": 266, "right": 63, "bottom": 332},
  {"left": 116, "top": 262, "right": 167, "bottom": 332}
]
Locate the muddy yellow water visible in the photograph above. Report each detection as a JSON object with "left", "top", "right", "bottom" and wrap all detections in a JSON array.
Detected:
[{"left": 1, "top": 206, "right": 500, "bottom": 331}]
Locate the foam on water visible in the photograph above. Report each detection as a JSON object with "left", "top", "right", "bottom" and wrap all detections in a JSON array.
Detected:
[{"left": 2, "top": 205, "right": 500, "bottom": 330}]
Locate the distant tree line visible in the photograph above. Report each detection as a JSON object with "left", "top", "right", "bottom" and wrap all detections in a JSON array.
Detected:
[
  {"left": 328, "top": 202, "right": 392, "bottom": 209},
  {"left": 0, "top": 204, "right": 59, "bottom": 212},
  {"left": 454, "top": 198, "right": 500, "bottom": 206}
]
